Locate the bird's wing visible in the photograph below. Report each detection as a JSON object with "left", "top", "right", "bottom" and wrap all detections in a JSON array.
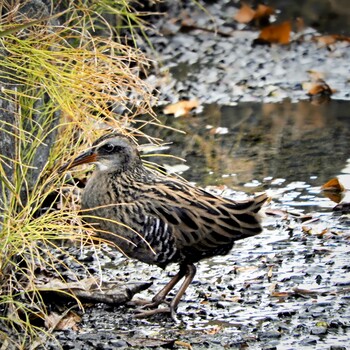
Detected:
[{"left": 140, "top": 178, "right": 267, "bottom": 252}]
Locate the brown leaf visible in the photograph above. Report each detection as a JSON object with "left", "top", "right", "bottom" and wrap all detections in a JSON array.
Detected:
[
  {"left": 292, "top": 287, "right": 320, "bottom": 296},
  {"left": 321, "top": 178, "right": 345, "bottom": 192},
  {"left": 56, "top": 311, "right": 81, "bottom": 331},
  {"left": 45, "top": 311, "right": 81, "bottom": 331},
  {"left": 234, "top": 3, "right": 274, "bottom": 26},
  {"left": 302, "top": 226, "right": 313, "bottom": 234},
  {"left": 163, "top": 99, "right": 199, "bottom": 117},
  {"left": 234, "top": 265, "right": 259, "bottom": 273},
  {"left": 234, "top": 3, "right": 256, "bottom": 23},
  {"left": 304, "top": 79, "right": 334, "bottom": 96},
  {"left": 270, "top": 291, "right": 292, "bottom": 298},
  {"left": 204, "top": 326, "right": 222, "bottom": 335},
  {"left": 312, "top": 34, "right": 350, "bottom": 47},
  {"left": 223, "top": 295, "right": 241, "bottom": 302},
  {"left": 257, "top": 21, "right": 291, "bottom": 45},
  {"left": 175, "top": 340, "right": 193, "bottom": 349},
  {"left": 254, "top": 4, "right": 275, "bottom": 22}
]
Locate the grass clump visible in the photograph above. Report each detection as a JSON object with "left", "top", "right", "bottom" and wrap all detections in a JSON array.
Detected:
[{"left": 0, "top": 0, "right": 159, "bottom": 347}]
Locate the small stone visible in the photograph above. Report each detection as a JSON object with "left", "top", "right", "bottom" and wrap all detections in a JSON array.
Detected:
[
  {"left": 300, "top": 338, "right": 317, "bottom": 346},
  {"left": 258, "top": 330, "right": 281, "bottom": 340},
  {"left": 310, "top": 326, "right": 327, "bottom": 335}
]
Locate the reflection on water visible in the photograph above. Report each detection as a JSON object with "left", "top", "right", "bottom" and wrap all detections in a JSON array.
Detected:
[
  {"left": 267, "top": 0, "right": 350, "bottom": 35},
  {"left": 142, "top": 100, "right": 350, "bottom": 195}
]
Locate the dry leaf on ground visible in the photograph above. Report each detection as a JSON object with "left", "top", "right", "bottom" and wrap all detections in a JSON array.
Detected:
[
  {"left": 175, "top": 340, "right": 193, "bottom": 349},
  {"left": 204, "top": 325, "right": 222, "bottom": 335},
  {"left": 254, "top": 4, "right": 275, "bottom": 23},
  {"left": 303, "top": 79, "right": 335, "bottom": 97},
  {"left": 270, "top": 291, "right": 292, "bottom": 298},
  {"left": 312, "top": 34, "right": 350, "bottom": 47},
  {"left": 256, "top": 21, "right": 291, "bottom": 45},
  {"left": 234, "top": 3, "right": 274, "bottom": 26},
  {"left": 321, "top": 178, "right": 345, "bottom": 192},
  {"left": 163, "top": 99, "right": 199, "bottom": 117},
  {"left": 234, "top": 3, "right": 256, "bottom": 23},
  {"left": 45, "top": 311, "right": 81, "bottom": 331},
  {"left": 321, "top": 178, "right": 345, "bottom": 203}
]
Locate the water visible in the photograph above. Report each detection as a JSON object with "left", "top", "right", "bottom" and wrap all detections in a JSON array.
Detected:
[{"left": 143, "top": 99, "right": 350, "bottom": 195}]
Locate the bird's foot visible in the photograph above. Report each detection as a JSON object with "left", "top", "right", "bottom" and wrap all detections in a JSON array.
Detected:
[
  {"left": 133, "top": 306, "right": 178, "bottom": 321},
  {"left": 127, "top": 298, "right": 169, "bottom": 309},
  {"left": 130, "top": 298, "right": 178, "bottom": 320}
]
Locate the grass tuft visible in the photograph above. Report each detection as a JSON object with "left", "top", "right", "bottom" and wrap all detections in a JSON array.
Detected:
[{"left": 0, "top": 0, "right": 160, "bottom": 347}]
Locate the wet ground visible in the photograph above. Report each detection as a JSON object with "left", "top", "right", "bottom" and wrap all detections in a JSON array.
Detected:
[
  {"left": 50, "top": 1, "right": 350, "bottom": 349},
  {"left": 51, "top": 98, "right": 350, "bottom": 350}
]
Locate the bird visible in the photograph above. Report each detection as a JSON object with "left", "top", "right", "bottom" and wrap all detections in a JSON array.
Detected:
[{"left": 60, "top": 132, "right": 268, "bottom": 318}]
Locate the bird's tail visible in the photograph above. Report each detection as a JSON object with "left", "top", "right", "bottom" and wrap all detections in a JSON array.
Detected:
[{"left": 252, "top": 192, "right": 269, "bottom": 213}]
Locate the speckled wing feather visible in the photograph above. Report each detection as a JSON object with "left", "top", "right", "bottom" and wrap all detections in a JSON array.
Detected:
[{"left": 136, "top": 177, "right": 267, "bottom": 260}]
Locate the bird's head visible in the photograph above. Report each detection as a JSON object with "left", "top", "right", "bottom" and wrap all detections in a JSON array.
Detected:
[{"left": 59, "top": 133, "right": 142, "bottom": 173}]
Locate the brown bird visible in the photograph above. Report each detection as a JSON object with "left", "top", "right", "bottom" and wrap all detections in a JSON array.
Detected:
[{"left": 60, "top": 133, "right": 267, "bottom": 318}]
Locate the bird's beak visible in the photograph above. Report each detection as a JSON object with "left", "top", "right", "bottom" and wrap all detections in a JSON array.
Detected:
[{"left": 59, "top": 149, "right": 97, "bottom": 173}]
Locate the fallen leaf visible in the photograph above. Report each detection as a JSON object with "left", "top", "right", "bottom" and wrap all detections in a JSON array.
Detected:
[
  {"left": 254, "top": 4, "right": 275, "bottom": 23},
  {"left": 204, "top": 326, "right": 222, "bottom": 335},
  {"left": 234, "top": 265, "right": 259, "bottom": 273},
  {"left": 175, "top": 340, "right": 193, "bottom": 349},
  {"left": 304, "top": 79, "right": 334, "bottom": 96},
  {"left": 292, "top": 287, "right": 320, "bottom": 296},
  {"left": 321, "top": 178, "right": 345, "bottom": 203},
  {"left": 45, "top": 311, "right": 81, "bottom": 331},
  {"left": 234, "top": 3, "right": 256, "bottom": 24},
  {"left": 267, "top": 266, "right": 273, "bottom": 279},
  {"left": 302, "top": 226, "right": 313, "bottom": 234},
  {"left": 234, "top": 3, "right": 274, "bottom": 27},
  {"left": 56, "top": 311, "right": 81, "bottom": 331},
  {"left": 256, "top": 21, "right": 291, "bottom": 45},
  {"left": 312, "top": 34, "right": 350, "bottom": 47},
  {"left": 163, "top": 99, "right": 199, "bottom": 117},
  {"left": 223, "top": 295, "right": 241, "bottom": 302},
  {"left": 321, "top": 178, "right": 345, "bottom": 192},
  {"left": 318, "top": 228, "right": 329, "bottom": 236},
  {"left": 271, "top": 291, "right": 292, "bottom": 298}
]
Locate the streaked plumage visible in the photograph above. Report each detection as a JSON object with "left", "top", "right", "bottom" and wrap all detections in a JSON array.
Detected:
[{"left": 60, "top": 133, "right": 267, "bottom": 318}]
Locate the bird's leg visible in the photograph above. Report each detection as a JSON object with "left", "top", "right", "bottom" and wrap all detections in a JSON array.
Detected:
[
  {"left": 169, "top": 264, "right": 196, "bottom": 318},
  {"left": 134, "top": 263, "right": 197, "bottom": 319},
  {"left": 133, "top": 265, "right": 186, "bottom": 310},
  {"left": 147, "top": 266, "right": 187, "bottom": 307}
]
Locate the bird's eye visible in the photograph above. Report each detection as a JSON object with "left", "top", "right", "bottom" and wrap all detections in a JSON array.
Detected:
[{"left": 101, "top": 143, "right": 115, "bottom": 153}]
